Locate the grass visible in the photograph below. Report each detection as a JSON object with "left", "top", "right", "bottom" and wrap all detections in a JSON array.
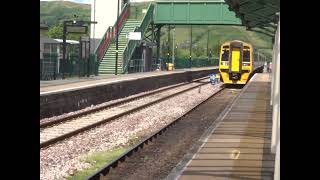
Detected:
[
  {"left": 66, "top": 136, "right": 140, "bottom": 179},
  {"left": 67, "top": 147, "right": 128, "bottom": 180},
  {"left": 66, "top": 147, "right": 128, "bottom": 180}
]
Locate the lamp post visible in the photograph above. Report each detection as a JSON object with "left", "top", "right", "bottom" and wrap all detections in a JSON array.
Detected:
[
  {"left": 93, "top": 0, "right": 96, "bottom": 51},
  {"left": 172, "top": 27, "right": 175, "bottom": 68},
  {"left": 190, "top": 25, "right": 192, "bottom": 68},
  {"left": 62, "top": 19, "right": 97, "bottom": 79},
  {"left": 115, "top": 0, "right": 120, "bottom": 75},
  {"left": 62, "top": 20, "right": 69, "bottom": 79},
  {"left": 207, "top": 28, "right": 209, "bottom": 59}
]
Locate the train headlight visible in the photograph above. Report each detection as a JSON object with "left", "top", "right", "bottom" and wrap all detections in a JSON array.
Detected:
[
  {"left": 221, "top": 62, "right": 229, "bottom": 66},
  {"left": 243, "top": 63, "right": 250, "bottom": 66}
]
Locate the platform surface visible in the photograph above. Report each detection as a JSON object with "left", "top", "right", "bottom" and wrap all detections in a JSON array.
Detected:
[
  {"left": 173, "top": 73, "right": 274, "bottom": 180},
  {"left": 40, "top": 67, "right": 216, "bottom": 94}
]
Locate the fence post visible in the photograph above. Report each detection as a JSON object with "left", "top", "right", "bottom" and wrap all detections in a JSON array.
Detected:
[
  {"left": 40, "top": 59, "right": 43, "bottom": 80},
  {"left": 94, "top": 54, "right": 97, "bottom": 76},
  {"left": 78, "top": 58, "right": 80, "bottom": 77},
  {"left": 89, "top": 55, "right": 91, "bottom": 76},
  {"left": 53, "top": 56, "right": 56, "bottom": 80},
  {"left": 87, "top": 41, "right": 90, "bottom": 77},
  {"left": 68, "top": 56, "right": 71, "bottom": 78}
]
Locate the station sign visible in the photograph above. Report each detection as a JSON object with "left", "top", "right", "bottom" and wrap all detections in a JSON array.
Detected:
[{"left": 127, "top": 32, "right": 141, "bottom": 40}]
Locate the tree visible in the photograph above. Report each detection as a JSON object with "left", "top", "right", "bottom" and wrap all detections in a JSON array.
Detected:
[
  {"left": 48, "top": 24, "right": 63, "bottom": 39},
  {"left": 194, "top": 46, "right": 204, "bottom": 57},
  {"left": 48, "top": 23, "right": 89, "bottom": 40}
]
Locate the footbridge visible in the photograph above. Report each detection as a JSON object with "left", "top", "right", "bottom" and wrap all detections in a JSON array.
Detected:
[
  {"left": 94, "top": 0, "right": 279, "bottom": 75},
  {"left": 95, "top": 0, "right": 245, "bottom": 74}
]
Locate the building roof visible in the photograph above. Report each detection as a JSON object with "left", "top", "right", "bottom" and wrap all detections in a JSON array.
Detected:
[
  {"left": 54, "top": 39, "right": 80, "bottom": 44},
  {"left": 40, "top": 37, "right": 60, "bottom": 44},
  {"left": 40, "top": 37, "right": 80, "bottom": 44}
]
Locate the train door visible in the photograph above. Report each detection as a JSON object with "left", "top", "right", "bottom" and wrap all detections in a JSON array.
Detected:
[
  {"left": 229, "top": 42, "right": 243, "bottom": 80},
  {"left": 231, "top": 48, "right": 240, "bottom": 72}
]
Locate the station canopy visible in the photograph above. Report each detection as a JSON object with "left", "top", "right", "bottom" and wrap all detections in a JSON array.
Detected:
[{"left": 224, "top": 0, "right": 280, "bottom": 29}]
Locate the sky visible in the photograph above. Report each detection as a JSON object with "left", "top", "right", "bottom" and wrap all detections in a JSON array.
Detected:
[{"left": 40, "top": 0, "right": 91, "bottom": 4}]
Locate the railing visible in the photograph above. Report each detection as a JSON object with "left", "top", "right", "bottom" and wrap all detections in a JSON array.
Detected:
[
  {"left": 40, "top": 53, "right": 98, "bottom": 80},
  {"left": 40, "top": 53, "right": 58, "bottom": 80},
  {"left": 174, "top": 57, "right": 219, "bottom": 69},
  {"left": 122, "top": 3, "right": 154, "bottom": 73},
  {"left": 94, "top": 3, "right": 130, "bottom": 64},
  {"left": 96, "top": 26, "right": 112, "bottom": 61}
]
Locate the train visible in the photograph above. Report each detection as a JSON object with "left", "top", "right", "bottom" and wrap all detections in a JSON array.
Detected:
[{"left": 218, "top": 40, "right": 265, "bottom": 85}]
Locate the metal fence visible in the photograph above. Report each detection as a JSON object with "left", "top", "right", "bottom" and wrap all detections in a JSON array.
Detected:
[
  {"left": 40, "top": 54, "right": 217, "bottom": 79},
  {"left": 177, "top": 57, "right": 219, "bottom": 68},
  {"left": 161, "top": 57, "right": 219, "bottom": 69},
  {"left": 127, "top": 58, "right": 158, "bottom": 73},
  {"left": 126, "top": 57, "right": 218, "bottom": 74},
  {"left": 40, "top": 53, "right": 98, "bottom": 80},
  {"left": 127, "top": 59, "right": 144, "bottom": 73},
  {"left": 40, "top": 53, "right": 58, "bottom": 80}
]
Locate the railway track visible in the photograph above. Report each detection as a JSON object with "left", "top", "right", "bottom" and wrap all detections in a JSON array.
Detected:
[
  {"left": 40, "top": 76, "right": 208, "bottom": 128},
  {"left": 40, "top": 77, "right": 213, "bottom": 149},
  {"left": 86, "top": 86, "right": 240, "bottom": 180}
]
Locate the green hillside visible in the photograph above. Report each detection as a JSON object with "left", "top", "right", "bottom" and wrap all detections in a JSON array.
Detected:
[
  {"left": 40, "top": 1, "right": 91, "bottom": 27},
  {"left": 40, "top": 1, "right": 274, "bottom": 59},
  {"left": 160, "top": 25, "right": 274, "bottom": 60},
  {"left": 129, "top": 2, "right": 273, "bottom": 60}
]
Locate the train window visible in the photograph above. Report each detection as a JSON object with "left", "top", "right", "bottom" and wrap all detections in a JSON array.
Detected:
[
  {"left": 243, "top": 50, "right": 250, "bottom": 62},
  {"left": 222, "top": 49, "right": 229, "bottom": 61}
]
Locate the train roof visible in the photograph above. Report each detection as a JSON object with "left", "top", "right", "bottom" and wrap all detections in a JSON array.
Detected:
[{"left": 221, "top": 40, "right": 253, "bottom": 47}]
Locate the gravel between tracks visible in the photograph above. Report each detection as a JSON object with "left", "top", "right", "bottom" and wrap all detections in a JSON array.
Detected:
[
  {"left": 40, "top": 81, "right": 222, "bottom": 180},
  {"left": 40, "top": 81, "right": 188, "bottom": 125},
  {"left": 40, "top": 81, "right": 206, "bottom": 143}
]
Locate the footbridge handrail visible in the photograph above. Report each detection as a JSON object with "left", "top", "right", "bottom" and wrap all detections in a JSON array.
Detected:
[
  {"left": 94, "top": 3, "right": 130, "bottom": 63},
  {"left": 122, "top": 3, "right": 154, "bottom": 73}
]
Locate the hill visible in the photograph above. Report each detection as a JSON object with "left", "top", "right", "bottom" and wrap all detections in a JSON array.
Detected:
[
  {"left": 129, "top": 2, "right": 274, "bottom": 59},
  {"left": 40, "top": 1, "right": 91, "bottom": 27},
  {"left": 40, "top": 1, "right": 273, "bottom": 59},
  {"left": 160, "top": 25, "right": 274, "bottom": 59}
]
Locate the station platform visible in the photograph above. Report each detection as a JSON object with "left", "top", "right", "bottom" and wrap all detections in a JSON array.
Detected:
[
  {"left": 40, "top": 67, "right": 216, "bottom": 94},
  {"left": 40, "top": 67, "right": 218, "bottom": 119},
  {"left": 168, "top": 73, "right": 274, "bottom": 180}
]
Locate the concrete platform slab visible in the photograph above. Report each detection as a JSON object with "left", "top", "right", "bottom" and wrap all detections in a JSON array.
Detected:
[{"left": 166, "top": 73, "right": 274, "bottom": 180}]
